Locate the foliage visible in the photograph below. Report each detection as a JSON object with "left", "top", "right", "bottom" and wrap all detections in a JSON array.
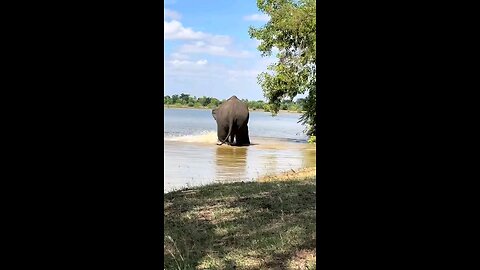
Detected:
[
  {"left": 249, "top": 0, "right": 316, "bottom": 136},
  {"left": 164, "top": 93, "right": 305, "bottom": 112}
]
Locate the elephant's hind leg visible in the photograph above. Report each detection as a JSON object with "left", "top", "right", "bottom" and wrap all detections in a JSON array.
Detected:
[
  {"left": 217, "top": 125, "right": 229, "bottom": 145},
  {"left": 236, "top": 125, "right": 250, "bottom": 146}
]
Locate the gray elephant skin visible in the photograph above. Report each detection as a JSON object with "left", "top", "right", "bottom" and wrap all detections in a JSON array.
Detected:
[{"left": 212, "top": 96, "right": 251, "bottom": 146}]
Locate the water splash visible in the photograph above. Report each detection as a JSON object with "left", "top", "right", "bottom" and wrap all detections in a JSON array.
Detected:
[{"left": 165, "top": 130, "right": 218, "bottom": 144}]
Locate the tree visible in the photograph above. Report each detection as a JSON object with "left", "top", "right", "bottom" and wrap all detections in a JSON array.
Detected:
[
  {"left": 171, "top": 94, "right": 179, "bottom": 104},
  {"left": 208, "top": 98, "right": 220, "bottom": 108},
  {"left": 198, "top": 96, "right": 210, "bottom": 107},
  {"left": 249, "top": 0, "right": 316, "bottom": 136}
]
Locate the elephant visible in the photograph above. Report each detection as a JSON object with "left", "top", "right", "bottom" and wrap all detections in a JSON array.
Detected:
[{"left": 212, "top": 95, "right": 251, "bottom": 146}]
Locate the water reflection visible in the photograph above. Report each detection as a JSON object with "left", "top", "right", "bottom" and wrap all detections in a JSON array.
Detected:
[
  {"left": 262, "top": 154, "right": 278, "bottom": 175},
  {"left": 214, "top": 146, "right": 248, "bottom": 183},
  {"left": 164, "top": 137, "right": 316, "bottom": 193},
  {"left": 302, "top": 145, "right": 317, "bottom": 168}
]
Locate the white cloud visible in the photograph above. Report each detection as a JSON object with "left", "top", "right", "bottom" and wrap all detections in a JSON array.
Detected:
[
  {"left": 166, "top": 56, "right": 267, "bottom": 82},
  {"left": 170, "top": 52, "right": 189, "bottom": 60},
  {"left": 164, "top": 14, "right": 255, "bottom": 59},
  {"left": 164, "top": 8, "right": 181, "bottom": 20},
  {"left": 208, "top": 35, "right": 232, "bottom": 46},
  {"left": 227, "top": 69, "right": 259, "bottom": 80},
  {"left": 178, "top": 42, "right": 251, "bottom": 58},
  {"left": 164, "top": 20, "right": 206, "bottom": 40},
  {"left": 169, "top": 59, "right": 208, "bottom": 66},
  {"left": 164, "top": 56, "right": 270, "bottom": 100},
  {"left": 169, "top": 60, "right": 190, "bottom": 66},
  {"left": 243, "top": 14, "right": 270, "bottom": 22},
  {"left": 164, "top": 20, "right": 233, "bottom": 46}
]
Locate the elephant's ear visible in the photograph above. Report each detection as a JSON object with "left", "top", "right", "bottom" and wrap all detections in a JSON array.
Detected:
[{"left": 212, "top": 109, "right": 217, "bottom": 120}]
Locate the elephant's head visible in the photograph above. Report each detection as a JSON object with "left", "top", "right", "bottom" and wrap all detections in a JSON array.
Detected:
[{"left": 212, "top": 109, "right": 217, "bottom": 120}]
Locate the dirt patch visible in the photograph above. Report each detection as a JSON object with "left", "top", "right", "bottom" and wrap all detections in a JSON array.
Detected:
[
  {"left": 287, "top": 249, "right": 316, "bottom": 269},
  {"left": 258, "top": 167, "right": 316, "bottom": 182}
]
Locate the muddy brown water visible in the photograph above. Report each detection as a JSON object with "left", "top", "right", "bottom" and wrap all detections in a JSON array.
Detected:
[{"left": 164, "top": 108, "right": 316, "bottom": 193}]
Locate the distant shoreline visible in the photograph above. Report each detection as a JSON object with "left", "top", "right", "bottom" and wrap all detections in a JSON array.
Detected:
[{"left": 164, "top": 105, "right": 304, "bottom": 114}]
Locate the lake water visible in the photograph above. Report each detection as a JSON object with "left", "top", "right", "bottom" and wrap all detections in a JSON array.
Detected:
[{"left": 164, "top": 108, "right": 316, "bottom": 193}]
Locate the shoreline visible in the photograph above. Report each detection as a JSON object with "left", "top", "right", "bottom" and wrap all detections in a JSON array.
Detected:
[
  {"left": 164, "top": 166, "right": 316, "bottom": 194},
  {"left": 257, "top": 166, "right": 316, "bottom": 182},
  {"left": 164, "top": 105, "right": 304, "bottom": 114},
  {"left": 163, "top": 165, "right": 317, "bottom": 194}
]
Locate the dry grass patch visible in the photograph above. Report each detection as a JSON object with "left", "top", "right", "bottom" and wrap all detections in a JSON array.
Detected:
[
  {"left": 164, "top": 172, "right": 316, "bottom": 269},
  {"left": 258, "top": 167, "right": 316, "bottom": 182}
]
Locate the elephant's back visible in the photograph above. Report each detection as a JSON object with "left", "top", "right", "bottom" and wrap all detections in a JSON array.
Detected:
[
  {"left": 217, "top": 97, "right": 249, "bottom": 123},
  {"left": 236, "top": 100, "right": 249, "bottom": 114},
  {"left": 232, "top": 100, "right": 249, "bottom": 120}
]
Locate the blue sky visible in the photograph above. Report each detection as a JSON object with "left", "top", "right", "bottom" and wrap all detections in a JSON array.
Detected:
[{"left": 164, "top": 0, "right": 277, "bottom": 101}]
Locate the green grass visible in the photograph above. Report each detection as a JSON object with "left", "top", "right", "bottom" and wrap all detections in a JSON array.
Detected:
[{"left": 164, "top": 176, "right": 316, "bottom": 269}]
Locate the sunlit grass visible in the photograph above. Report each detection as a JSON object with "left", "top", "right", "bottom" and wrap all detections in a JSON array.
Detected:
[{"left": 164, "top": 170, "right": 316, "bottom": 269}]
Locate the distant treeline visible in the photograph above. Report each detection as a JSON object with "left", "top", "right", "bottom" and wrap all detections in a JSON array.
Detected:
[{"left": 164, "top": 93, "right": 306, "bottom": 112}]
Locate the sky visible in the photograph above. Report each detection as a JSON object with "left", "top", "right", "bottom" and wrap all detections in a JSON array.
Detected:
[{"left": 164, "top": 0, "right": 277, "bottom": 101}]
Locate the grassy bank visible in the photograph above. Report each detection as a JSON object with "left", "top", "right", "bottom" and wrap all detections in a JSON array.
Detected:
[{"left": 164, "top": 167, "right": 316, "bottom": 269}]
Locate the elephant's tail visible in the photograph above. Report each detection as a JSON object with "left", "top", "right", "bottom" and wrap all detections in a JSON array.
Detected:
[{"left": 218, "top": 120, "right": 233, "bottom": 145}]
